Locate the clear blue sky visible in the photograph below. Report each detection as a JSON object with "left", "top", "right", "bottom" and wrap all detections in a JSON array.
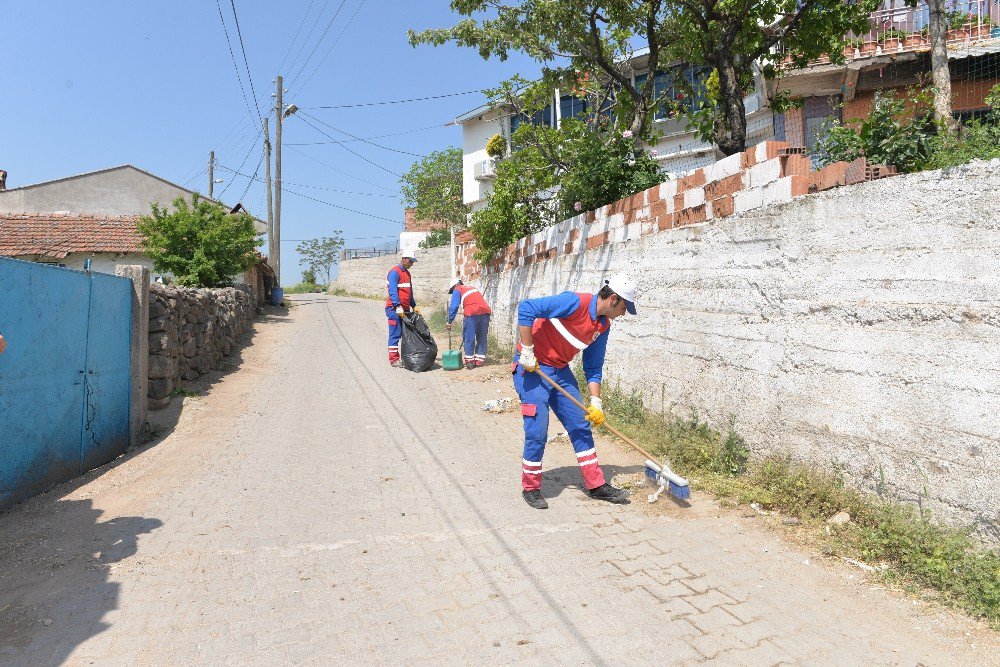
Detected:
[{"left": 0, "top": 1, "right": 539, "bottom": 285}]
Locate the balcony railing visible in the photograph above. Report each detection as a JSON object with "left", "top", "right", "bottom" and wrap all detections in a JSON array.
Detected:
[{"left": 781, "top": 0, "right": 998, "bottom": 65}]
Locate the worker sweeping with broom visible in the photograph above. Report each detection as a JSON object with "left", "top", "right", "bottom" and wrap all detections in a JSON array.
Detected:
[{"left": 514, "top": 275, "right": 638, "bottom": 509}]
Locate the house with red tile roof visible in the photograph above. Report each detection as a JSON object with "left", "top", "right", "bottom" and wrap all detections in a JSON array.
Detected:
[{"left": 0, "top": 165, "right": 265, "bottom": 276}]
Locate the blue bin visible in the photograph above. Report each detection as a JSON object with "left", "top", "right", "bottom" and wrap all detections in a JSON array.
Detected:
[{"left": 270, "top": 287, "right": 284, "bottom": 306}]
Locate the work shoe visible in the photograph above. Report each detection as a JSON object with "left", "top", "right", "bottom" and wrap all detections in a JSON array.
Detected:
[
  {"left": 390, "top": 359, "right": 403, "bottom": 368},
  {"left": 587, "top": 483, "right": 630, "bottom": 504},
  {"left": 465, "top": 361, "right": 476, "bottom": 370},
  {"left": 522, "top": 490, "right": 549, "bottom": 509},
  {"left": 474, "top": 360, "right": 484, "bottom": 367}
]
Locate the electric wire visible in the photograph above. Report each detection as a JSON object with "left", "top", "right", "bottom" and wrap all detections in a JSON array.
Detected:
[
  {"left": 294, "top": 0, "right": 367, "bottom": 94},
  {"left": 298, "top": 111, "right": 427, "bottom": 157},
  {"left": 284, "top": 122, "right": 445, "bottom": 146},
  {"left": 214, "top": 0, "right": 257, "bottom": 124},
  {"left": 228, "top": 0, "right": 263, "bottom": 119},
  {"left": 296, "top": 114, "right": 402, "bottom": 177},
  {"left": 287, "top": 0, "right": 349, "bottom": 90},
  {"left": 281, "top": 186, "right": 401, "bottom": 224},
  {"left": 237, "top": 152, "right": 265, "bottom": 203},
  {"left": 302, "top": 89, "right": 485, "bottom": 110},
  {"left": 276, "top": 0, "right": 317, "bottom": 75},
  {"left": 217, "top": 127, "right": 263, "bottom": 198},
  {"left": 284, "top": 145, "right": 398, "bottom": 192},
  {"left": 284, "top": 0, "right": 330, "bottom": 82},
  {"left": 216, "top": 164, "right": 397, "bottom": 197}
]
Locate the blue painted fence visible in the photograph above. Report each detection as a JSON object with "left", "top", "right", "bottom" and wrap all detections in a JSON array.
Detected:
[{"left": 0, "top": 257, "right": 132, "bottom": 509}]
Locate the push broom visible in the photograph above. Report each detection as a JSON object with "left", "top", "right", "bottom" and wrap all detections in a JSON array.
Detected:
[{"left": 535, "top": 371, "right": 690, "bottom": 502}]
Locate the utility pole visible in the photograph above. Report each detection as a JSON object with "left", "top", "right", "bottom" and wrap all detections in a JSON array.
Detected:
[
  {"left": 263, "top": 117, "right": 274, "bottom": 264},
  {"left": 208, "top": 151, "right": 215, "bottom": 199},
  {"left": 274, "top": 75, "right": 283, "bottom": 285}
]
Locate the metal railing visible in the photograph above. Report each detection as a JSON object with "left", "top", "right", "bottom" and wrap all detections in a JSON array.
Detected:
[
  {"left": 341, "top": 241, "right": 399, "bottom": 261},
  {"left": 781, "top": 0, "right": 998, "bottom": 63}
]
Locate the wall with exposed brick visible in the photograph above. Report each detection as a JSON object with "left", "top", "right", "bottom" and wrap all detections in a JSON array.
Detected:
[{"left": 459, "top": 147, "right": 1000, "bottom": 541}]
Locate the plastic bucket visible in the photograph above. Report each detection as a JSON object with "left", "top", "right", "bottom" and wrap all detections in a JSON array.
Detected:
[{"left": 269, "top": 287, "right": 284, "bottom": 306}]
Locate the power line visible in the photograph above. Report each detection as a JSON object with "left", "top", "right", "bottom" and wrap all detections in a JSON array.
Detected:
[
  {"left": 298, "top": 111, "right": 427, "bottom": 157},
  {"left": 281, "top": 235, "right": 397, "bottom": 241},
  {"left": 228, "top": 0, "right": 263, "bottom": 120},
  {"left": 302, "top": 89, "right": 485, "bottom": 110},
  {"left": 284, "top": 0, "right": 330, "bottom": 82},
  {"left": 214, "top": 0, "right": 256, "bottom": 123},
  {"left": 285, "top": 122, "right": 445, "bottom": 146},
  {"left": 284, "top": 145, "right": 398, "bottom": 192},
  {"left": 276, "top": 0, "right": 317, "bottom": 75},
  {"left": 217, "top": 127, "right": 263, "bottom": 198},
  {"left": 216, "top": 163, "right": 397, "bottom": 197},
  {"left": 288, "top": 0, "right": 349, "bottom": 90},
  {"left": 296, "top": 114, "right": 402, "bottom": 177},
  {"left": 282, "top": 186, "right": 402, "bottom": 224},
  {"left": 295, "top": 0, "right": 367, "bottom": 94},
  {"left": 237, "top": 152, "right": 265, "bottom": 203}
]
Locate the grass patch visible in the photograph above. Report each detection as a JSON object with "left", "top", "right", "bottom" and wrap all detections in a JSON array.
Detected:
[
  {"left": 592, "top": 381, "right": 1000, "bottom": 626},
  {"left": 284, "top": 281, "right": 326, "bottom": 294},
  {"left": 328, "top": 287, "right": 380, "bottom": 300},
  {"left": 140, "top": 422, "right": 165, "bottom": 444},
  {"left": 169, "top": 387, "right": 201, "bottom": 398}
]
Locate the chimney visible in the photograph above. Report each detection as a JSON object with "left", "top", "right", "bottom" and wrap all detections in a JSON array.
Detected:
[{"left": 0, "top": 170, "right": 6, "bottom": 191}]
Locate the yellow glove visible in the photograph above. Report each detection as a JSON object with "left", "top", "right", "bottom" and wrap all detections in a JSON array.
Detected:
[
  {"left": 395, "top": 306, "right": 405, "bottom": 317},
  {"left": 413, "top": 306, "right": 421, "bottom": 314},
  {"left": 585, "top": 396, "right": 605, "bottom": 428}
]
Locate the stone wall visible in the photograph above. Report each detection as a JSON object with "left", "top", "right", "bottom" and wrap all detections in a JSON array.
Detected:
[
  {"left": 147, "top": 283, "right": 257, "bottom": 409},
  {"left": 330, "top": 245, "right": 453, "bottom": 312},
  {"left": 467, "top": 157, "right": 1000, "bottom": 541}
]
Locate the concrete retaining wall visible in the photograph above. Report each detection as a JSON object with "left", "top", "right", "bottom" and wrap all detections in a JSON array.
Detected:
[
  {"left": 474, "top": 159, "right": 1000, "bottom": 541},
  {"left": 330, "top": 246, "right": 453, "bottom": 311}
]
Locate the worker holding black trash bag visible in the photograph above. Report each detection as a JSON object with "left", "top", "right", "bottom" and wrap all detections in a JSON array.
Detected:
[{"left": 385, "top": 252, "right": 438, "bottom": 372}]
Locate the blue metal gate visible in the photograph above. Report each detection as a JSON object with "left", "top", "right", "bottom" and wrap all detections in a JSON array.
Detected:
[{"left": 0, "top": 257, "right": 132, "bottom": 509}]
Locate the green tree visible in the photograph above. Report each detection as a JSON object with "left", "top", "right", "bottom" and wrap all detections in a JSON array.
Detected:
[
  {"left": 410, "top": 1, "right": 874, "bottom": 154},
  {"left": 295, "top": 236, "right": 345, "bottom": 285},
  {"left": 302, "top": 267, "right": 318, "bottom": 284},
  {"left": 400, "top": 147, "right": 467, "bottom": 231},
  {"left": 137, "top": 195, "right": 260, "bottom": 287},
  {"left": 469, "top": 120, "right": 662, "bottom": 261},
  {"left": 418, "top": 227, "right": 451, "bottom": 249}
]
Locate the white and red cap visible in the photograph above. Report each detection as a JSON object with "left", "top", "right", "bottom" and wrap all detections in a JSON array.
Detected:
[{"left": 605, "top": 275, "right": 637, "bottom": 314}]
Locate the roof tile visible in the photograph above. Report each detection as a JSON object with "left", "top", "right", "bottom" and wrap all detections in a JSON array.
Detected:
[{"left": 0, "top": 213, "right": 144, "bottom": 259}]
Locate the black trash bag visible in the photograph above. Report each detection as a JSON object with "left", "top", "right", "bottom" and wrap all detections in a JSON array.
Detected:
[{"left": 399, "top": 312, "right": 438, "bottom": 372}]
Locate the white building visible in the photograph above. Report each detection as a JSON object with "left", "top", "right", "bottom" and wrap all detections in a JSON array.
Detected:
[{"left": 451, "top": 48, "right": 775, "bottom": 213}]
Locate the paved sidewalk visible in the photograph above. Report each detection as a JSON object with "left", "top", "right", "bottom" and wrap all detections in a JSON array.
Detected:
[{"left": 0, "top": 294, "right": 996, "bottom": 665}]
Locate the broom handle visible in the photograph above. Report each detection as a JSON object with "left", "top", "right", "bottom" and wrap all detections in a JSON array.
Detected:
[{"left": 534, "top": 369, "right": 659, "bottom": 463}]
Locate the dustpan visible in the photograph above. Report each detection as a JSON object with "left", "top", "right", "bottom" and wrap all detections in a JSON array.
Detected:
[{"left": 442, "top": 329, "right": 462, "bottom": 371}]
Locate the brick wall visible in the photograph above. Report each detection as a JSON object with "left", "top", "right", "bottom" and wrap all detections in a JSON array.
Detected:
[{"left": 404, "top": 208, "right": 447, "bottom": 233}]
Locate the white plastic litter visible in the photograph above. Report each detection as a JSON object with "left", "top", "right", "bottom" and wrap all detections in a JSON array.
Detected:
[{"left": 481, "top": 397, "right": 514, "bottom": 413}]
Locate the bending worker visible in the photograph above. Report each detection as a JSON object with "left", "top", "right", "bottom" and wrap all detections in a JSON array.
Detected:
[
  {"left": 514, "top": 275, "right": 638, "bottom": 509},
  {"left": 385, "top": 253, "right": 419, "bottom": 367},
  {"left": 446, "top": 278, "right": 492, "bottom": 370}
]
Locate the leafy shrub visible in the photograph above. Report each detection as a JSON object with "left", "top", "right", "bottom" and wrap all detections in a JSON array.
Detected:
[
  {"left": 138, "top": 195, "right": 260, "bottom": 287},
  {"left": 925, "top": 83, "right": 1000, "bottom": 169},
  {"left": 485, "top": 133, "right": 507, "bottom": 158},
  {"left": 817, "top": 87, "right": 936, "bottom": 173},
  {"left": 418, "top": 226, "right": 451, "bottom": 249}
]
